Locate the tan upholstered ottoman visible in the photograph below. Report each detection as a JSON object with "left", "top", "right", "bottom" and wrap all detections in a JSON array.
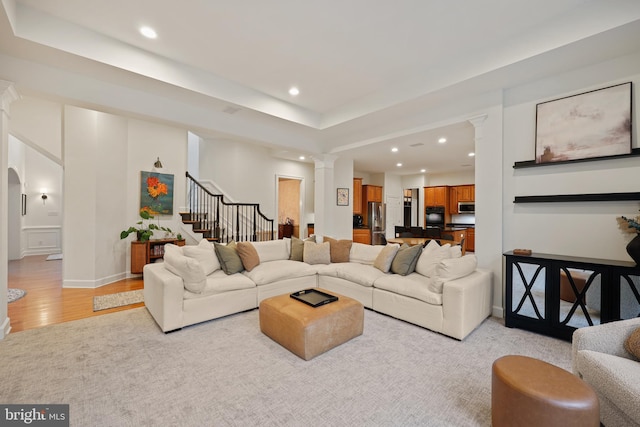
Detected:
[
  {"left": 492, "top": 355, "right": 599, "bottom": 427},
  {"left": 259, "top": 289, "right": 364, "bottom": 360}
]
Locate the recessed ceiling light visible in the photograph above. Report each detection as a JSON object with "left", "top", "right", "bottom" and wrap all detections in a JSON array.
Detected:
[
  {"left": 140, "top": 26, "right": 157, "bottom": 39},
  {"left": 438, "top": 137, "right": 447, "bottom": 143},
  {"left": 289, "top": 87, "right": 299, "bottom": 96},
  {"left": 299, "top": 155, "right": 305, "bottom": 160},
  {"left": 468, "top": 152, "right": 475, "bottom": 157},
  {"left": 391, "top": 147, "right": 398, "bottom": 153},
  {"left": 396, "top": 163, "right": 402, "bottom": 167},
  {"left": 420, "top": 169, "right": 426, "bottom": 173}
]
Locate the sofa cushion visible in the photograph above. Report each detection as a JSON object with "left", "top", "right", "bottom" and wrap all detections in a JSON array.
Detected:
[
  {"left": 350, "top": 242, "right": 384, "bottom": 265},
  {"left": 304, "top": 241, "right": 331, "bottom": 265},
  {"left": 183, "top": 269, "right": 256, "bottom": 299},
  {"left": 415, "top": 240, "right": 452, "bottom": 278},
  {"left": 374, "top": 243, "right": 400, "bottom": 273},
  {"left": 243, "top": 259, "right": 317, "bottom": 285},
  {"left": 324, "top": 237, "right": 353, "bottom": 263},
  {"left": 391, "top": 244, "right": 423, "bottom": 276},
  {"left": 335, "top": 263, "right": 386, "bottom": 287},
  {"left": 214, "top": 241, "right": 244, "bottom": 275},
  {"left": 163, "top": 244, "right": 206, "bottom": 294},
  {"left": 374, "top": 273, "right": 442, "bottom": 305},
  {"left": 290, "top": 236, "right": 315, "bottom": 262},
  {"left": 236, "top": 241, "right": 260, "bottom": 272},
  {"left": 576, "top": 349, "right": 640, "bottom": 422},
  {"left": 435, "top": 254, "right": 478, "bottom": 281},
  {"left": 182, "top": 239, "right": 220, "bottom": 275},
  {"left": 624, "top": 327, "right": 640, "bottom": 360},
  {"left": 253, "top": 239, "right": 290, "bottom": 263}
]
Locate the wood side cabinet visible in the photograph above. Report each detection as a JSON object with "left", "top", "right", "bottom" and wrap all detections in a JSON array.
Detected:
[
  {"left": 131, "top": 238, "right": 185, "bottom": 274},
  {"left": 353, "top": 178, "right": 363, "bottom": 215}
]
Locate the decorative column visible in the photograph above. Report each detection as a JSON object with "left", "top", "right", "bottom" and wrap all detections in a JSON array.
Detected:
[
  {"left": 0, "top": 80, "right": 20, "bottom": 339},
  {"left": 313, "top": 154, "right": 337, "bottom": 240}
]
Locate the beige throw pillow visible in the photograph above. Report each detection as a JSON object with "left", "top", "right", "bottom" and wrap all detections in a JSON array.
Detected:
[
  {"left": 374, "top": 244, "right": 400, "bottom": 273},
  {"left": 303, "top": 241, "right": 331, "bottom": 265},
  {"left": 236, "top": 241, "right": 260, "bottom": 272},
  {"left": 624, "top": 327, "right": 640, "bottom": 360},
  {"left": 290, "top": 235, "right": 316, "bottom": 261},
  {"left": 415, "top": 240, "right": 452, "bottom": 278},
  {"left": 324, "top": 237, "right": 353, "bottom": 263}
]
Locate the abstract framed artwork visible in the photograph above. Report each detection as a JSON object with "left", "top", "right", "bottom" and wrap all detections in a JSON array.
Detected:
[
  {"left": 535, "top": 82, "right": 632, "bottom": 164},
  {"left": 140, "top": 171, "right": 174, "bottom": 215},
  {"left": 337, "top": 188, "right": 349, "bottom": 206}
]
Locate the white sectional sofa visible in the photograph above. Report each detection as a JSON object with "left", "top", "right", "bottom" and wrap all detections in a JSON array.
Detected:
[{"left": 143, "top": 237, "right": 493, "bottom": 340}]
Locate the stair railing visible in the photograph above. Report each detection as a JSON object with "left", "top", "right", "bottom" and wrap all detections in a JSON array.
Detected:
[{"left": 185, "top": 172, "right": 274, "bottom": 242}]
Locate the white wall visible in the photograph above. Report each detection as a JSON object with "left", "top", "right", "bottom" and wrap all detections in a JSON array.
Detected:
[
  {"left": 503, "top": 51, "right": 640, "bottom": 262},
  {"left": 427, "top": 170, "right": 475, "bottom": 186},
  {"left": 9, "top": 97, "right": 62, "bottom": 162},
  {"left": 198, "top": 138, "right": 316, "bottom": 235}
]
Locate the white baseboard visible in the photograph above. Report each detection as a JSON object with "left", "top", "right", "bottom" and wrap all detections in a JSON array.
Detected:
[
  {"left": 63, "top": 272, "right": 128, "bottom": 288},
  {"left": 492, "top": 305, "right": 504, "bottom": 318},
  {"left": 0, "top": 317, "right": 11, "bottom": 340}
]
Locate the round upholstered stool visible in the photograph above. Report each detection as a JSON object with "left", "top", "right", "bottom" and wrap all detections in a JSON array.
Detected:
[{"left": 491, "top": 355, "right": 599, "bottom": 427}]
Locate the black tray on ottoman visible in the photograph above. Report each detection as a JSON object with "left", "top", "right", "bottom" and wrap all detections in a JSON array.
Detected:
[{"left": 290, "top": 289, "right": 338, "bottom": 307}]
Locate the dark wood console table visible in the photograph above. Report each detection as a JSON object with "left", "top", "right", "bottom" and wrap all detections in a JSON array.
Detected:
[{"left": 504, "top": 251, "right": 640, "bottom": 341}]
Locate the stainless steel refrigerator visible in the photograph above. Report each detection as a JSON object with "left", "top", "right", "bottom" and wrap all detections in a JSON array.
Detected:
[{"left": 367, "top": 202, "right": 386, "bottom": 245}]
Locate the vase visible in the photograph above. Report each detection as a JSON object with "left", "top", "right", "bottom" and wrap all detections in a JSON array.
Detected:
[{"left": 626, "top": 234, "right": 640, "bottom": 265}]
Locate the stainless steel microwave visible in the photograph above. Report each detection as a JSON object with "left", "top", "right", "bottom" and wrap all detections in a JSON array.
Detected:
[{"left": 458, "top": 202, "right": 475, "bottom": 213}]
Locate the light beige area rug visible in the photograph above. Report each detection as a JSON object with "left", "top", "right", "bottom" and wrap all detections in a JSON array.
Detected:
[{"left": 93, "top": 290, "right": 144, "bottom": 311}]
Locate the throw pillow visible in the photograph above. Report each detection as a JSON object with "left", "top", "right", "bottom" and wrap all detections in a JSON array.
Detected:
[
  {"left": 214, "top": 241, "right": 244, "bottom": 275},
  {"left": 303, "top": 241, "right": 331, "bottom": 265},
  {"left": 236, "top": 241, "right": 260, "bottom": 272},
  {"left": 324, "top": 237, "right": 353, "bottom": 263},
  {"left": 391, "top": 244, "right": 423, "bottom": 276},
  {"left": 415, "top": 240, "right": 452, "bottom": 278},
  {"left": 624, "top": 327, "right": 640, "bottom": 360},
  {"left": 290, "top": 235, "right": 316, "bottom": 261},
  {"left": 163, "top": 246, "right": 206, "bottom": 293},
  {"left": 182, "top": 239, "right": 220, "bottom": 275},
  {"left": 374, "top": 243, "right": 400, "bottom": 273}
]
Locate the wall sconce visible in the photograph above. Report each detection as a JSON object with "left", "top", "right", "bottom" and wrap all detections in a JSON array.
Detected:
[
  {"left": 153, "top": 157, "right": 163, "bottom": 168},
  {"left": 40, "top": 188, "right": 48, "bottom": 204}
]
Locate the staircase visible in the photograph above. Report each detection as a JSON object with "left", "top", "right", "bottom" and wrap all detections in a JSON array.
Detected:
[{"left": 180, "top": 172, "right": 275, "bottom": 243}]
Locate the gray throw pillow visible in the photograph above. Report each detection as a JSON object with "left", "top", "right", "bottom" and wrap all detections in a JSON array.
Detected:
[
  {"left": 214, "top": 241, "right": 244, "bottom": 275},
  {"left": 391, "top": 244, "right": 423, "bottom": 276}
]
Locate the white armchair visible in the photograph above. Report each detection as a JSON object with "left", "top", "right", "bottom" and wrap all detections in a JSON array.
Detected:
[{"left": 572, "top": 318, "right": 640, "bottom": 427}]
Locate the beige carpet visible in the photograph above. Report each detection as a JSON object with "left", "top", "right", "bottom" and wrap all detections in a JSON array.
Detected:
[{"left": 0, "top": 308, "right": 572, "bottom": 426}]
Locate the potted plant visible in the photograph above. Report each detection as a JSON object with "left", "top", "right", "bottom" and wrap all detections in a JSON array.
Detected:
[
  {"left": 617, "top": 211, "right": 640, "bottom": 265},
  {"left": 120, "top": 211, "right": 172, "bottom": 242}
]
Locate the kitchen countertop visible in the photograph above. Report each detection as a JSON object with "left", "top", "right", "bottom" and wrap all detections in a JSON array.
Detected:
[{"left": 446, "top": 223, "right": 475, "bottom": 228}]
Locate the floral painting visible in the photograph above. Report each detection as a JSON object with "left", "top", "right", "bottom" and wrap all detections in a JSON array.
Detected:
[
  {"left": 140, "top": 171, "right": 174, "bottom": 215},
  {"left": 535, "top": 82, "right": 632, "bottom": 163}
]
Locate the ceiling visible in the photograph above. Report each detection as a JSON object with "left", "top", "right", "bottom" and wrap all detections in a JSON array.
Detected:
[{"left": 2, "top": 0, "right": 640, "bottom": 175}]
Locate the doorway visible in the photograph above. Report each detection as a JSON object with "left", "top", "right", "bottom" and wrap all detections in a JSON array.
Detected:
[
  {"left": 403, "top": 188, "right": 420, "bottom": 227},
  {"left": 8, "top": 168, "right": 21, "bottom": 260},
  {"left": 276, "top": 176, "right": 304, "bottom": 239}
]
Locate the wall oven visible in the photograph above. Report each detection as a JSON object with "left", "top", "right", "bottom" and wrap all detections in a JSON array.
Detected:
[{"left": 425, "top": 206, "right": 445, "bottom": 228}]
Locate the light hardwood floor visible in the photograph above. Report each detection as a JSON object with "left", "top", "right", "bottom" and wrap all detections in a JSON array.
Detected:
[{"left": 8, "top": 255, "right": 143, "bottom": 333}]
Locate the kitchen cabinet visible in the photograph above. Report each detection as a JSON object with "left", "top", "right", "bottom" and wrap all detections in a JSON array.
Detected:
[
  {"left": 449, "top": 185, "right": 475, "bottom": 213},
  {"left": 424, "top": 186, "right": 448, "bottom": 207},
  {"left": 353, "top": 228, "right": 371, "bottom": 245},
  {"left": 363, "top": 185, "right": 382, "bottom": 203},
  {"left": 131, "top": 238, "right": 185, "bottom": 274},
  {"left": 466, "top": 228, "right": 475, "bottom": 252},
  {"left": 361, "top": 185, "right": 383, "bottom": 224},
  {"left": 353, "top": 178, "right": 363, "bottom": 215}
]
